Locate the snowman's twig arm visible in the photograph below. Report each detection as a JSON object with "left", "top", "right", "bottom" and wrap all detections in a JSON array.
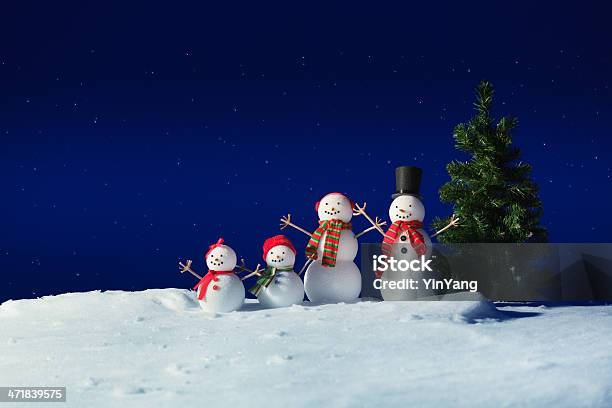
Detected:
[
  {"left": 236, "top": 259, "right": 260, "bottom": 274},
  {"left": 240, "top": 270, "right": 262, "bottom": 281},
  {"left": 280, "top": 214, "right": 312, "bottom": 237},
  {"left": 238, "top": 261, "right": 262, "bottom": 280},
  {"left": 297, "top": 258, "right": 314, "bottom": 276},
  {"left": 431, "top": 214, "right": 460, "bottom": 238},
  {"left": 431, "top": 228, "right": 447, "bottom": 238},
  {"left": 353, "top": 203, "right": 386, "bottom": 236},
  {"left": 178, "top": 260, "right": 203, "bottom": 280},
  {"left": 355, "top": 222, "right": 387, "bottom": 239},
  {"left": 288, "top": 223, "right": 312, "bottom": 237}
]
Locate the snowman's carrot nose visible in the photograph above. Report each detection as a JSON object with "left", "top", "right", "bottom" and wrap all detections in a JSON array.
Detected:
[
  {"left": 331, "top": 207, "right": 336, "bottom": 211},
  {"left": 399, "top": 208, "right": 407, "bottom": 213}
]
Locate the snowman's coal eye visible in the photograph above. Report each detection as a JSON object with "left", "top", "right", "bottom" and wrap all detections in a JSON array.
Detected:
[
  {"left": 220, "top": 254, "right": 223, "bottom": 257},
  {"left": 395, "top": 205, "right": 398, "bottom": 208},
  {"left": 325, "top": 202, "right": 328, "bottom": 205},
  {"left": 337, "top": 202, "right": 340, "bottom": 205},
  {"left": 282, "top": 251, "right": 285, "bottom": 255},
  {"left": 409, "top": 205, "right": 412, "bottom": 208}
]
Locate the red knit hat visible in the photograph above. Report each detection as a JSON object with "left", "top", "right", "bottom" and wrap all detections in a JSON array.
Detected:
[
  {"left": 262, "top": 235, "right": 296, "bottom": 261},
  {"left": 205, "top": 237, "right": 225, "bottom": 258}
]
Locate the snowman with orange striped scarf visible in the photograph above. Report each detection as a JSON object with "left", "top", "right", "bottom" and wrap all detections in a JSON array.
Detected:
[{"left": 280, "top": 192, "right": 385, "bottom": 303}]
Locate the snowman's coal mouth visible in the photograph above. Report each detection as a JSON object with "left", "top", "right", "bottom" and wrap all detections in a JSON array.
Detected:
[
  {"left": 324, "top": 210, "right": 341, "bottom": 216},
  {"left": 270, "top": 258, "right": 285, "bottom": 263},
  {"left": 210, "top": 261, "right": 225, "bottom": 267},
  {"left": 396, "top": 213, "right": 412, "bottom": 219}
]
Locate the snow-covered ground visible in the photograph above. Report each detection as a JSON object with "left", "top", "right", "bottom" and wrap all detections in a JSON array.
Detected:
[{"left": 1, "top": 289, "right": 611, "bottom": 407}]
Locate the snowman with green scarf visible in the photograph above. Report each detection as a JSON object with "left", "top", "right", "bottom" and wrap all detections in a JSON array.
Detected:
[{"left": 247, "top": 235, "right": 304, "bottom": 308}]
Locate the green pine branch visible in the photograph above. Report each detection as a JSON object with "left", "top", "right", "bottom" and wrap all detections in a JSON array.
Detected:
[{"left": 433, "top": 80, "right": 547, "bottom": 243}]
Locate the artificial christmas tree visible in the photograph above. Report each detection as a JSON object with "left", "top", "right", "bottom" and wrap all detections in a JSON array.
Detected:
[{"left": 433, "top": 80, "right": 547, "bottom": 243}]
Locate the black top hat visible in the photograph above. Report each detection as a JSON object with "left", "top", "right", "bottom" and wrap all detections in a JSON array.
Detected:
[{"left": 392, "top": 166, "right": 423, "bottom": 199}]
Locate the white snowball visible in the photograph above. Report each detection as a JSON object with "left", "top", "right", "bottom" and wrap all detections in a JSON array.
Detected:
[
  {"left": 265, "top": 245, "right": 296, "bottom": 268},
  {"left": 205, "top": 245, "right": 237, "bottom": 271},
  {"left": 389, "top": 195, "right": 425, "bottom": 223},
  {"left": 197, "top": 274, "right": 245, "bottom": 313},
  {"left": 304, "top": 260, "right": 361, "bottom": 303},
  {"left": 379, "top": 261, "right": 438, "bottom": 301},
  {"left": 317, "top": 193, "right": 353, "bottom": 223},
  {"left": 257, "top": 271, "right": 304, "bottom": 308}
]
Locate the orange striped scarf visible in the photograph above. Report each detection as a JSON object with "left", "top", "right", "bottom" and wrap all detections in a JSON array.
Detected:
[
  {"left": 381, "top": 221, "right": 426, "bottom": 256},
  {"left": 305, "top": 220, "right": 352, "bottom": 267}
]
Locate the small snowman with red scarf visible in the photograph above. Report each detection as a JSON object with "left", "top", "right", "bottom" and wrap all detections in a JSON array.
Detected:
[
  {"left": 178, "top": 238, "right": 245, "bottom": 313},
  {"left": 280, "top": 192, "right": 385, "bottom": 303},
  {"left": 241, "top": 235, "right": 304, "bottom": 308},
  {"left": 356, "top": 166, "right": 459, "bottom": 300}
]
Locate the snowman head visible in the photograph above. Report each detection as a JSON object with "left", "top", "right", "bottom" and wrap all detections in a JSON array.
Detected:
[
  {"left": 389, "top": 195, "right": 425, "bottom": 223},
  {"left": 316, "top": 192, "right": 354, "bottom": 222},
  {"left": 205, "top": 238, "right": 237, "bottom": 271},
  {"left": 262, "top": 235, "right": 296, "bottom": 268},
  {"left": 265, "top": 245, "right": 296, "bottom": 268}
]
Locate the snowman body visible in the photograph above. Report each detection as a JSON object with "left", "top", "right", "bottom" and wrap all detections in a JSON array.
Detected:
[
  {"left": 258, "top": 270, "right": 304, "bottom": 308},
  {"left": 256, "top": 244, "right": 304, "bottom": 308},
  {"left": 304, "top": 260, "right": 361, "bottom": 303},
  {"left": 197, "top": 273, "right": 245, "bottom": 313},
  {"left": 304, "top": 193, "right": 361, "bottom": 303},
  {"left": 389, "top": 229, "right": 433, "bottom": 261},
  {"left": 380, "top": 195, "right": 436, "bottom": 301},
  {"left": 197, "top": 243, "right": 245, "bottom": 313}
]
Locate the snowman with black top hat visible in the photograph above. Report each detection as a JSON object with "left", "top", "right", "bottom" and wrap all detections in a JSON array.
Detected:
[{"left": 355, "top": 166, "right": 459, "bottom": 300}]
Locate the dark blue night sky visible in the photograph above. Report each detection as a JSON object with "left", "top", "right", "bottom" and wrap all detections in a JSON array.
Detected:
[{"left": 2, "top": 2, "right": 611, "bottom": 302}]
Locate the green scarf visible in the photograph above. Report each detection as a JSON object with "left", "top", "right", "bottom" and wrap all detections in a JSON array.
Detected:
[{"left": 249, "top": 266, "right": 293, "bottom": 297}]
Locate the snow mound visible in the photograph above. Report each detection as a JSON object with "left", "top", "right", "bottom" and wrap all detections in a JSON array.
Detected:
[
  {"left": 0, "top": 288, "right": 199, "bottom": 315},
  {"left": 1, "top": 289, "right": 612, "bottom": 407}
]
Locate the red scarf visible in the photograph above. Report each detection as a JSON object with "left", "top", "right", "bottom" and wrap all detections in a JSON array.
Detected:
[
  {"left": 381, "top": 221, "right": 426, "bottom": 256},
  {"left": 193, "top": 270, "right": 233, "bottom": 300},
  {"left": 305, "top": 219, "right": 352, "bottom": 267}
]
